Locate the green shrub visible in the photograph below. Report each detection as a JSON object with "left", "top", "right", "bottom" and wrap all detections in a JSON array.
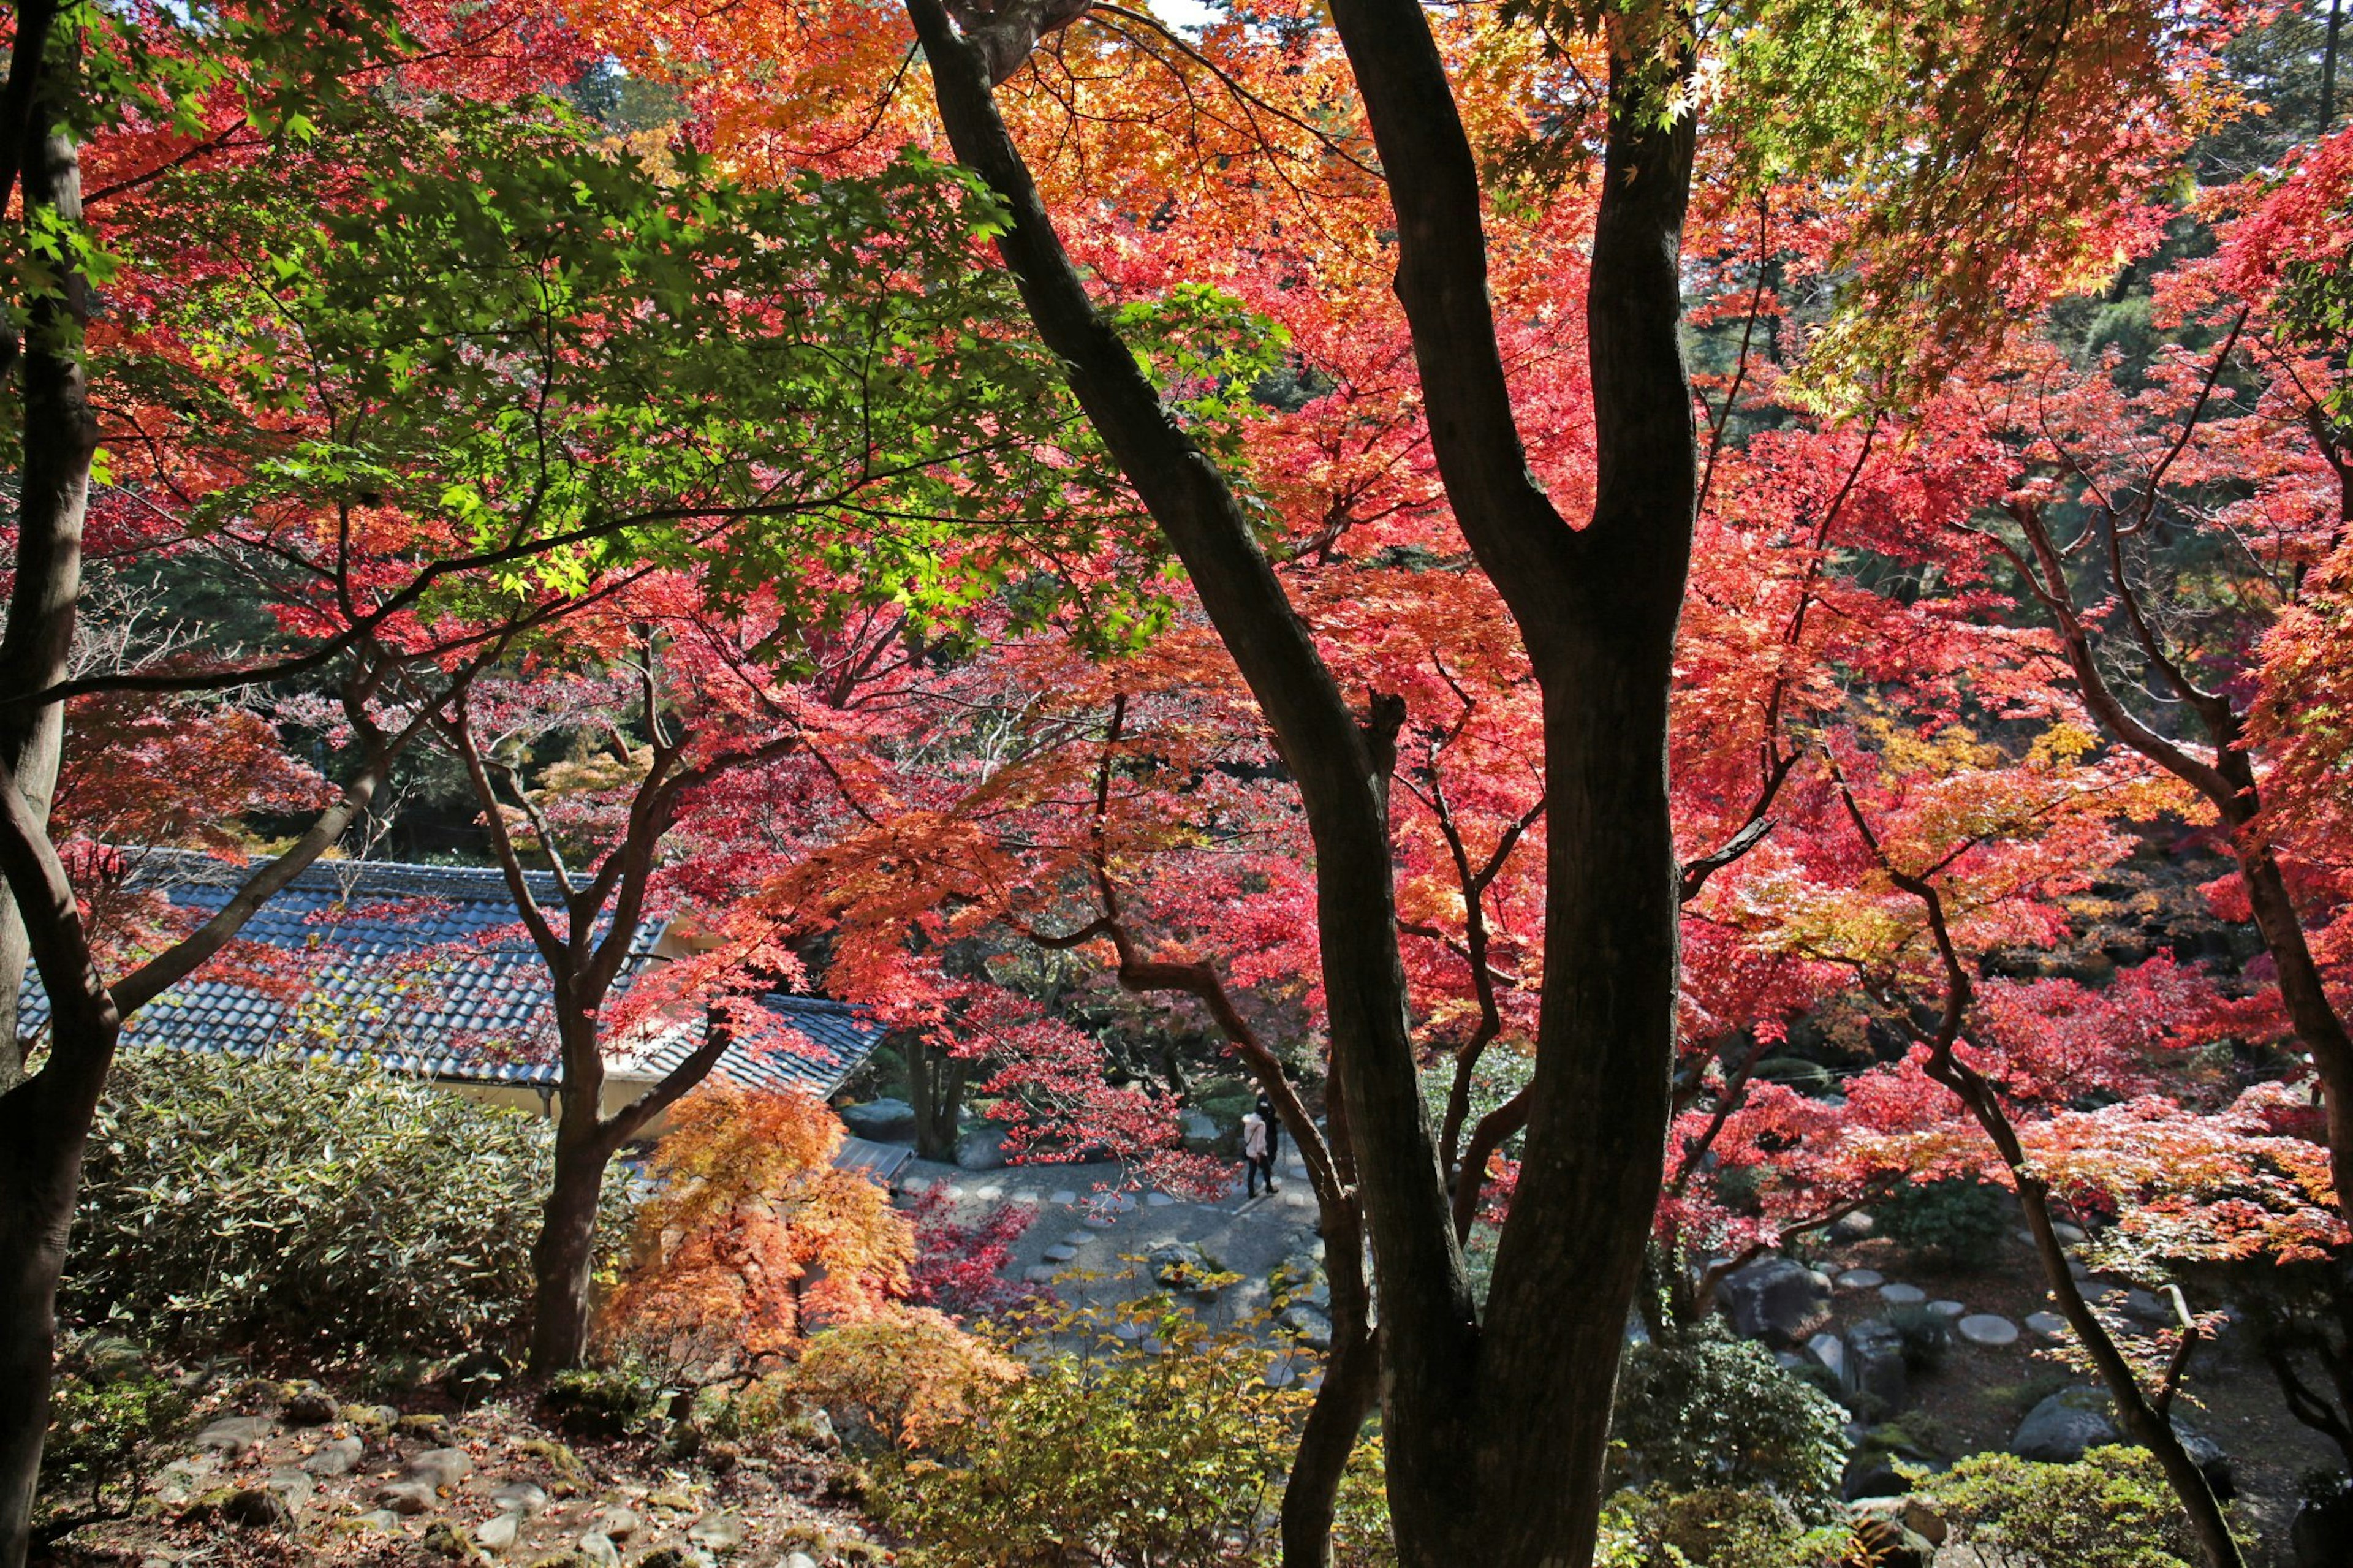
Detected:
[
  {"left": 67, "top": 1047, "right": 634, "bottom": 1360},
  {"left": 37, "top": 1336, "right": 189, "bottom": 1527},
  {"left": 875, "top": 1303, "right": 1381, "bottom": 1567},
  {"left": 1875, "top": 1178, "right": 2011, "bottom": 1270},
  {"left": 543, "top": 1360, "right": 667, "bottom": 1438},
  {"left": 1921, "top": 1447, "right": 2207, "bottom": 1567},
  {"left": 1608, "top": 1328, "right": 1849, "bottom": 1521},
  {"left": 1596, "top": 1486, "right": 1856, "bottom": 1568}
]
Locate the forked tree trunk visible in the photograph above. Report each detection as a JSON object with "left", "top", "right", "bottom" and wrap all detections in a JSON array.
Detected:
[{"left": 909, "top": 6, "right": 1697, "bottom": 1561}]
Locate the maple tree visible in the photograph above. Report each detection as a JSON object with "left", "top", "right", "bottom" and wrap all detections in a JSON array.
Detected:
[{"left": 602, "top": 1086, "right": 914, "bottom": 1377}]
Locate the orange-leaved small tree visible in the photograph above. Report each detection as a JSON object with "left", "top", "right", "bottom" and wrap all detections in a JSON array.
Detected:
[{"left": 603, "top": 1088, "right": 914, "bottom": 1379}]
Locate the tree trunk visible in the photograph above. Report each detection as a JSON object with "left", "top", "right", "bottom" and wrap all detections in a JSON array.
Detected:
[
  {"left": 909, "top": 1040, "right": 967, "bottom": 1163},
  {"left": 528, "top": 1121, "right": 615, "bottom": 1375},
  {"left": 0, "top": 1061, "right": 108, "bottom": 1568},
  {"left": 1279, "top": 1180, "right": 1379, "bottom": 1568},
  {"left": 0, "top": 62, "right": 94, "bottom": 1093}
]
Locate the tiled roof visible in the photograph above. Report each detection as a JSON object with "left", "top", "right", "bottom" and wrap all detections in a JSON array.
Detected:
[{"left": 22, "top": 848, "right": 884, "bottom": 1098}]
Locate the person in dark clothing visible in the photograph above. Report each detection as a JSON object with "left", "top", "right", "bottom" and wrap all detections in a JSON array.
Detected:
[{"left": 1243, "top": 1092, "right": 1281, "bottom": 1195}]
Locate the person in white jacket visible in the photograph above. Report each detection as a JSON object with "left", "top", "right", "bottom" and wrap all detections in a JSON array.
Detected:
[{"left": 1241, "top": 1103, "right": 1278, "bottom": 1197}]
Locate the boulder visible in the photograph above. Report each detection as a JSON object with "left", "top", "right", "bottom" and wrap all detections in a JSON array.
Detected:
[
  {"left": 594, "top": 1506, "right": 640, "bottom": 1540},
  {"left": 1148, "top": 1240, "right": 1218, "bottom": 1291},
  {"left": 578, "top": 1531, "right": 623, "bottom": 1567},
  {"left": 1716, "top": 1256, "right": 1833, "bottom": 1346},
  {"left": 281, "top": 1382, "right": 339, "bottom": 1427},
  {"left": 1806, "top": 1331, "right": 1845, "bottom": 1381},
  {"left": 303, "top": 1435, "right": 365, "bottom": 1477},
  {"left": 955, "top": 1126, "right": 1011, "bottom": 1171},
  {"left": 339, "top": 1509, "right": 404, "bottom": 1534},
  {"left": 2174, "top": 1420, "right": 2234, "bottom": 1501},
  {"left": 1841, "top": 1451, "right": 1908, "bottom": 1503},
  {"left": 194, "top": 1415, "right": 276, "bottom": 1454},
  {"left": 477, "top": 1510, "right": 521, "bottom": 1553},
  {"left": 1179, "top": 1110, "right": 1221, "bottom": 1153},
  {"left": 490, "top": 1481, "right": 549, "bottom": 1516},
  {"left": 838, "top": 1098, "right": 916, "bottom": 1140},
  {"left": 407, "top": 1447, "right": 476, "bottom": 1491},
  {"left": 1279, "top": 1304, "right": 1335, "bottom": 1350},
  {"left": 265, "top": 1466, "right": 314, "bottom": 1510},
  {"left": 1827, "top": 1210, "right": 1875, "bottom": 1243},
  {"left": 379, "top": 1480, "right": 441, "bottom": 1515},
  {"left": 218, "top": 1486, "right": 295, "bottom": 1530},
  {"left": 2009, "top": 1388, "right": 2120, "bottom": 1462}
]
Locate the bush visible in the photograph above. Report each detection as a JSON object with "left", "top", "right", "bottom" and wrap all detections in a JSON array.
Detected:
[
  {"left": 1875, "top": 1178, "right": 2012, "bottom": 1270},
  {"left": 784, "top": 1306, "right": 1021, "bottom": 1449},
  {"left": 38, "top": 1336, "right": 189, "bottom": 1527},
  {"left": 874, "top": 1303, "right": 1320, "bottom": 1567},
  {"left": 1920, "top": 1447, "right": 2209, "bottom": 1567},
  {"left": 67, "top": 1047, "right": 633, "bottom": 1360},
  {"left": 542, "top": 1361, "right": 667, "bottom": 1439},
  {"left": 1597, "top": 1487, "right": 1855, "bottom": 1568},
  {"left": 1608, "top": 1327, "right": 1849, "bottom": 1520}
]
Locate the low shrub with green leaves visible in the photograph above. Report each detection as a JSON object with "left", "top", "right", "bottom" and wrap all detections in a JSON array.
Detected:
[
  {"left": 875, "top": 1301, "right": 1390, "bottom": 1567},
  {"left": 1607, "top": 1327, "right": 1849, "bottom": 1520},
  {"left": 37, "top": 1336, "right": 189, "bottom": 1529},
  {"left": 1596, "top": 1486, "right": 1856, "bottom": 1568},
  {"left": 67, "top": 1047, "right": 633, "bottom": 1360},
  {"left": 1920, "top": 1447, "right": 2209, "bottom": 1567},
  {"left": 1875, "top": 1177, "right": 2012, "bottom": 1270}
]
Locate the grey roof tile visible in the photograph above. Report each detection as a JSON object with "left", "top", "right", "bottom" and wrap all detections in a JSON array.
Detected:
[{"left": 22, "top": 849, "right": 884, "bottom": 1100}]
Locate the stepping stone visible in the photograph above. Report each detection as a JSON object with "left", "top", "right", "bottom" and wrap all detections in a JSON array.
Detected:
[
  {"left": 1012, "top": 1191, "right": 1040, "bottom": 1205},
  {"left": 946, "top": 1185, "right": 968, "bottom": 1200},
  {"left": 2053, "top": 1221, "right": 2088, "bottom": 1245},
  {"left": 1927, "top": 1299, "right": 1967, "bottom": 1320},
  {"left": 404, "top": 1448, "right": 473, "bottom": 1491},
  {"left": 1264, "top": 1360, "right": 1298, "bottom": 1389},
  {"left": 1146, "top": 1192, "right": 1177, "bottom": 1207},
  {"left": 2024, "top": 1311, "right": 2068, "bottom": 1338},
  {"left": 688, "top": 1513, "right": 745, "bottom": 1551},
  {"left": 1283, "top": 1190, "right": 1314, "bottom": 1206},
  {"left": 1111, "top": 1192, "right": 1137, "bottom": 1213},
  {"left": 1957, "top": 1312, "right": 2020, "bottom": 1347},
  {"left": 1023, "top": 1265, "right": 1059, "bottom": 1283},
  {"left": 1836, "top": 1269, "right": 1884, "bottom": 1290},
  {"left": 901, "top": 1176, "right": 930, "bottom": 1193},
  {"left": 974, "top": 1185, "right": 1005, "bottom": 1201},
  {"left": 1879, "top": 1282, "right": 1926, "bottom": 1306},
  {"left": 1042, "top": 1244, "right": 1078, "bottom": 1263},
  {"left": 1063, "top": 1231, "right": 1093, "bottom": 1246},
  {"left": 1083, "top": 1214, "right": 1118, "bottom": 1229},
  {"left": 1050, "top": 1190, "right": 1078, "bottom": 1205},
  {"left": 1112, "top": 1320, "right": 1146, "bottom": 1342},
  {"left": 377, "top": 1480, "right": 438, "bottom": 1515}
]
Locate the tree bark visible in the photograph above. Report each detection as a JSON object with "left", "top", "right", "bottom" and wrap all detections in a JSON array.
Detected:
[
  {"left": 0, "top": 38, "right": 94, "bottom": 1094},
  {"left": 909, "top": 5, "right": 1697, "bottom": 1562},
  {"left": 528, "top": 1118, "right": 619, "bottom": 1376}
]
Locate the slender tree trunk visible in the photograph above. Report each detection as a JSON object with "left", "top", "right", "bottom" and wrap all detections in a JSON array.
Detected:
[
  {"left": 909, "top": 1041, "right": 966, "bottom": 1162},
  {"left": 1279, "top": 1183, "right": 1379, "bottom": 1568},
  {"left": 528, "top": 1115, "right": 615, "bottom": 1375}
]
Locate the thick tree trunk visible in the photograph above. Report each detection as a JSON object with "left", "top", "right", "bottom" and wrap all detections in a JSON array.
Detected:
[
  {"left": 0, "top": 1062, "right": 108, "bottom": 1568},
  {"left": 528, "top": 1121, "right": 615, "bottom": 1375}
]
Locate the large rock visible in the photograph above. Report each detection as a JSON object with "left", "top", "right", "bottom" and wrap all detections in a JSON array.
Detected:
[
  {"left": 1279, "top": 1304, "right": 1335, "bottom": 1350},
  {"left": 2009, "top": 1388, "right": 2120, "bottom": 1462},
  {"left": 1148, "top": 1240, "right": 1219, "bottom": 1292},
  {"left": 218, "top": 1486, "right": 295, "bottom": 1530},
  {"left": 1178, "top": 1110, "right": 1221, "bottom": 1154},
  {"left": 303, "top": 1436, "right": 365, "bottom": 1477},
  {"left": 955, "top": 1126, "right": 1011, "bottom": 1170},
  {"left": 1716, "top": 1256, "right": 1833, "bottom": 1347},
  {"left": 406, "top": 1447, "right": 475, "bottom": 1491},
  {"left": 280, "top": 1382, "right": 339, "bottom": 1427},
  {"left": 194, "top": 1415, "right": 276, "bottom": 1454},
  {"left": 839, "top": 1098, "right": 916, "bottom": 1140}
]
